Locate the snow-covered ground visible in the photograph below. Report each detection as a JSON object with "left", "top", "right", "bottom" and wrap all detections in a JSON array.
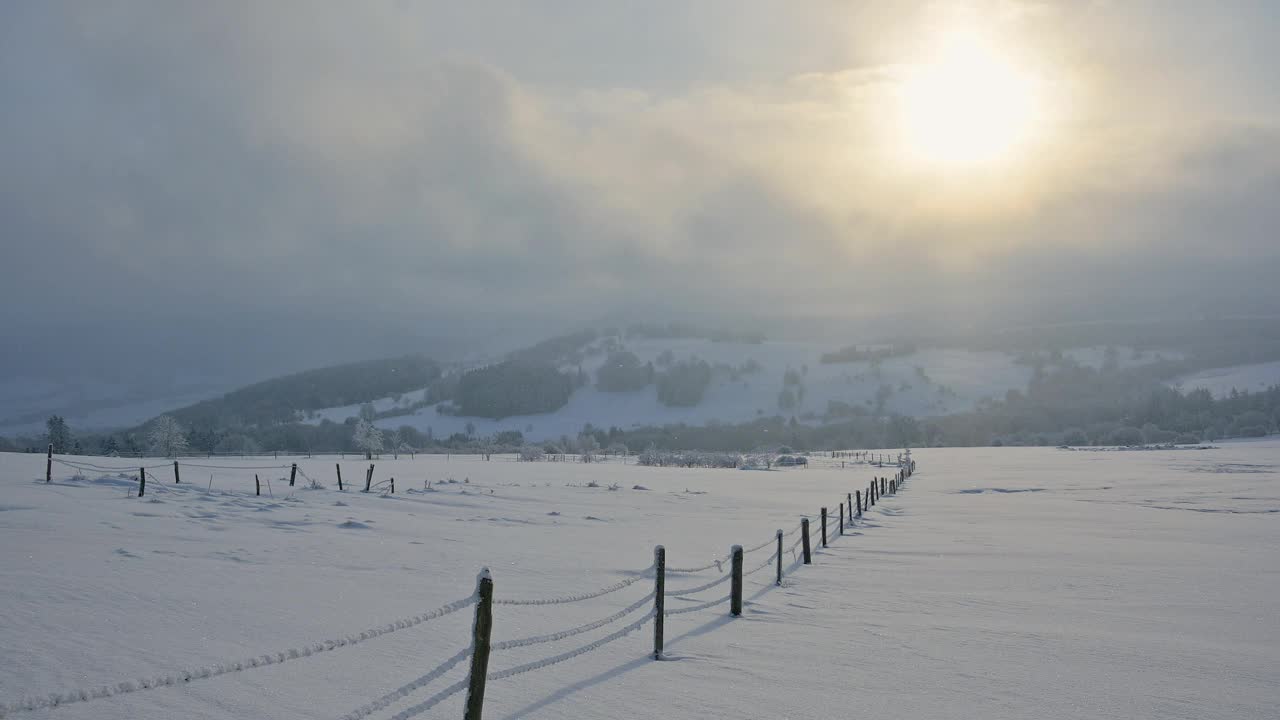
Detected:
[
  {"left": 307, "top": 341, "right": 1043, "bottom": 440},
  {"left": 2, "top": 442, "right": 1277, "bottom": 718},
  {"left": 1169, "top": 360, "right": 1280, "bottom": 398}
]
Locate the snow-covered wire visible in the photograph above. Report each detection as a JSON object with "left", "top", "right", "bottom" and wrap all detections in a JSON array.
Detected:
[
  {"left": 179, "top": 462, "right": 293, "bottom": 471},
  {"left": 494, "top": 571, "right": 652, "bottom": 606},
  {"left": 52, "top": 458, "right": 170, "bottom": 472},
  {"left": 744, "top": 551, "right": 779, "bottom": 576},
  {"left": 666, "top": 557, "right": 724, "bottom": 574},
  {"left": 488, "top": 611, "right": 653, "bottom": 682},
  {"left": 338, "top": 645, "right": 471, "bottom": 720},
  {"left": 665, "top": 571, "right": 730, "bottom": 597},
  {"left": 665, "top": 595, "right": 729, "bottom": 616},
  {"left": 741, "top": 535, "right": 776, "bottom": 554},
  {"left": 493, "top": 592, "right": 654, "bottom": 650},
  {"left": 1, "top": 594, "right": 477, "bottom": 718}
]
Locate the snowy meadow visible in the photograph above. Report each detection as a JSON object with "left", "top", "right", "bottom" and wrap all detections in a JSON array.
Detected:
[{"left": 1, "top": 443, "right": 1278, "bottom": 719}]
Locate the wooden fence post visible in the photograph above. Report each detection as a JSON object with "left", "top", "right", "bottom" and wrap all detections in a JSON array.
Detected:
[
  {"left": 464, "top": 569, "right": 494, "bottom": 720},
  {"left": 801, "top": 519, "right": 811, "bottom": 564},
  {"left": 730, "top": 545, "right": 744, "bottom": 617},
  {"left": 336, "top": 463, "right": 343, "bottom": 491},
  {"left": 365, "top": 464, "right": 373, "bottom": 493},
  {"left": 390, "top": 477, "right": 395, "bottom": 494},
  {"left": 46, "top": 444, "right": 52, "bottom": 483},
  {"left": 138, "top": 467, "right": 145, "bottom": 497},
  {"left": 839, "top": 503, "right": 844, "bottom": 536},
  {"left": 255, "top": 474, "right": 261, "bottom": 496},
  {"left": 821, "top": 507, "right": 828, "bottom": 548},
  {"left": 775, "top": 530, "right": 783, "bottom": 586},
  {"left": 856, "top": 489, "right": 862, "bottom": 516},
  {"left": 173, "top": 460, "right": 181, "bottom": 484},
  {"left": 289, "top": 463, "right": 297, "bottom": 487},
  {"left": 653, "top": 545, "right": 665, "bottom": 660}
]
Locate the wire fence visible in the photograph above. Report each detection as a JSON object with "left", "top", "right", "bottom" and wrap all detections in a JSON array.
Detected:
[{"left": 12, "top": 450, "right": 918, "bottom": 720}]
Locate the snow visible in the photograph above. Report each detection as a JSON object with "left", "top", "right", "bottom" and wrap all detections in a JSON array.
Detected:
[
  {"left": 1169, "top": 360, "right": 1280, "bottom": 398},
  {"left": 2, "top": 442, "right": 1278, "bottom": 719},
  {"left": 304, "top": 341, "right": 1044, "bottom": 440}
]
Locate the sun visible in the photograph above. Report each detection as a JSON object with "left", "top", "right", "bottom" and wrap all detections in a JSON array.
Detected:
[{"left": 896, "top": 31, "right": 1045, "bottom": 169}]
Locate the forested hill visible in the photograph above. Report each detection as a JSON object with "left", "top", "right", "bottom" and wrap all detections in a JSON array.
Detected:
[{"left": 161, "top": 354, "right": 439, "bottom": 429}]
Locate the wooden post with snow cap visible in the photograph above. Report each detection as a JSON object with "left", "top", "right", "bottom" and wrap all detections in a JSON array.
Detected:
[
  {"left": 289, "top": 463, "right": 297, "bottom": 487},
  {"left": 173, "top": 460, "right": 180, "bottom": 484},
  {"left": 730, "top": 545, "right": 744, "bottom": 617},
  {"left": 775, "top": 530, "right": 784, "bottom": 585},
  {"left": 335, "top": 463, "right": 343, "bottom": 491},
  {"left": 46, "top": 444, "right": 52, "bottom": 483},
  {"left": 464, "top": 568, "right": 494, "bottom": 720},
  {"left": 821, "top": 507, "right": 828, "bottom": 548},
  {"left": 653, "top": 545, "right": 665, "bottom": 659},
  {"left": 801, "top": 518, "right": 811, "bottom": 564}
]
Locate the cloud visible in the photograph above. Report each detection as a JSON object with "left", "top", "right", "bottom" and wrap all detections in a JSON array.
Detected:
[{"left": 1, "top": 0, "right": 1278, "bottom": 386}]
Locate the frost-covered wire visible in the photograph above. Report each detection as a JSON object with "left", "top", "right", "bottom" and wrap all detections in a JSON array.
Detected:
[
  {"left": 665, "top": 571, "right": 730, "bottom": 597},
  {"left": 493, "top": 591, "right": 654, "bottom": 650},
  {"left": 741, "top": 535, "right": 776, "bottom": 554},
  {"left": 1, "top": 594, "right": 477, "bottom": 718},
  {"left": 666, "top": 557, "right": 724, "bottom": 574},
  {"left": 179, "top": 462, "right": 293, "bottom": 471},
  {"left": 744, "top": 551, "right": 779, "bottom": 576},
  {"left": 494, "top": 571, "right": 652, "bottom": 606},
  {"left": 488, "top": 611, "right": 653, "bottom": 682},
  {"left": 338, "top": 645, "right": 471, "bottom": 720},
  {"left": 665, "top": 595, "right": 730, "bottom": 616},
  {"left": 52, "top": 458, "right": 171, "bottom": 473}
]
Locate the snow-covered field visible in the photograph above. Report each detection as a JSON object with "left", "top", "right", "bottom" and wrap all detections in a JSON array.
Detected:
[{"left": 2, "top": 442, "right": 1277, "bottom": 719}]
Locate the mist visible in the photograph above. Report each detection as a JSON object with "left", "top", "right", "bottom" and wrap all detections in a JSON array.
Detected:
[{"left": 3, "top": 1, "right": 1279, "bottom": 398}]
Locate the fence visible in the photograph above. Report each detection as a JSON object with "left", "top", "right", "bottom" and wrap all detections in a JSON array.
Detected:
[{"left": 16, "top": 450, "right": 917, "bottom": 719}]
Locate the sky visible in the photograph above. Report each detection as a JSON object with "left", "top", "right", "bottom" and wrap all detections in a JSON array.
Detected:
[{"left": 2, "top": 0, "right": 1279, "bottom": 389}]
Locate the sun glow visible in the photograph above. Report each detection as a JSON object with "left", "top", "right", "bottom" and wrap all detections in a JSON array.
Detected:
[{"left": 897, "top": 31, "right": 1045, "bottom": 169}]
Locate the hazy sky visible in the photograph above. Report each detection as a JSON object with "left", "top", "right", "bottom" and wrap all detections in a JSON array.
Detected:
[{"left": 2, "top": 1, "right": 1278, "bottom": 385}]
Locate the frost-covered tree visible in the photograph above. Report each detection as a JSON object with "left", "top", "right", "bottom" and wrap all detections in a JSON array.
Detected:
[
  {"left": 148, "top": 415, "right": 189, "bottom": 457},
  {"left": 45, "top": 415, "right": 72, "bottom": 453},
  {"left": 353, "top": 419, "right": 384, "bottom": 460}
]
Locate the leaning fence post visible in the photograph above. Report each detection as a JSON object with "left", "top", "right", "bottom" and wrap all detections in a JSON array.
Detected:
[
  {"left": 365, "top": 464, "right": 373, "bottom": 493},
  {"left": 173, "top": 460, "right": 181, "bottom": 484},
  {"left": 46, "top": 444, "right": 53, "bottom": 483},
  {"left": 464, "top": 568, "right": 494, "bottom": 720},
  {"left": 730, "top": 545, "right": 744, "bottom": 616},
  {"left": 336, "top": 463, "right": 343, "bottom": 491},
  {"left": 255, "top": 474, "right": 261, "bottom": 496},
  {"left": 775, "top": 530, "right": 783, "bottom": 586},
  {"left": 821, "top": 507, "right": 828, "bottom": 548},
  {"left": 289, "top": 463, "right": 297, "bottom": 487},
  {"left": 801, "top": 518, "right": 811, "bottom": 564},
  {"left": 653, "top": 545, "right": 665, "bottom": 660}
]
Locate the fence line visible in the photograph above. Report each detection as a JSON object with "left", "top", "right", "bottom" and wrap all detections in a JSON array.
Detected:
[{"left": 18, "top": 449, "right": 918, "bottom": 720}]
